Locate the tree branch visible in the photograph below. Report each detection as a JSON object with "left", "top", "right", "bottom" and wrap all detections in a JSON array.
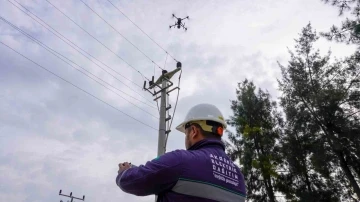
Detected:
[{"left": 344, "top": 110, "right": 360, "bottom": 119}]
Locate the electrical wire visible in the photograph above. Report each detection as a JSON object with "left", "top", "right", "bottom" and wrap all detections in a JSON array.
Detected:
[
  {"left": 166, "top": 87, "right": 170, "bottom": 139},
  {"left": 0, "top": 16, "right": 159, "bottom": 118},
  {"left": 106, "top": 0, "right": 178, "bottom": 63},
  {"left": 8, "top": 0, "right": 156, "bottom": 107},
  {"left": 163, "top": 54, "right": 170, "bottom": 130},
  {"left": 43, "top": 0, "right": 151, "bottom": 84},
  {"left": 153, "top": 53, "right": 169, "bottom": 113},
  {"left": 0, "top": 41, "right": 158, "bottom": 131},
  {"left": 163, "top": 54, "right": 169, "bottom": 70},
  {"left": 79, "top": 0, "right": 164, "bottom": 71},
  {"left": 153, "top": 63, "right": 160, "bottom": 113},
  {"left": 14, "top": 0, "right": 143, "bottom": 89},
  {"left": 164, "top": 68, "right": 182, "bottom": 148},
  {"left": 169, "top": 69, "right": 182, "bottom": 129}
]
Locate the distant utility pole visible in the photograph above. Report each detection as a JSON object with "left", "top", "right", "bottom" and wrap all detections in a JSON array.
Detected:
[
  {"left": 59, "top": 189, "right": 85, "bottom": 202},
  {"left": 143, "top": 61, "right": 182, "bottom": 157},
  {"left": 143, "top": 61, "right": 181, "bottom": 202}
]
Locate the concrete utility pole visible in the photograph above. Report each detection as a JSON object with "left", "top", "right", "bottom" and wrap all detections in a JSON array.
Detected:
[
  {"left": 158, "top": 78, "right": 168, "bottom": 156},
  {"left": 143, "top": 61, "right": 182, "bottom": 157},
  {"left": 59, "top": 189, "right": 85, "bottom": 202},
  {"left": 143, "top": 62, "right": 182, "bottom": 202}
]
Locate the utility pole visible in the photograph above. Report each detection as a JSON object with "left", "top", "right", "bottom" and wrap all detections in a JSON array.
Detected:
[
  {"left": 143, "top": 61, "right": 182, "bottom": 202},
  {"left": 158, "top": 78, "right": 168, "bottom": 156},
  {"left": 143, "top": 61, "right": 182, "bottom": 156},
  {"left": 59, "top": 189, "right": 85, "bottom": 202}
]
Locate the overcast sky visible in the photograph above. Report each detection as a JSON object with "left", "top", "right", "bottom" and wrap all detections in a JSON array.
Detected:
[{"left": 0, "top": 0, "right": 357, "bottom": 201}]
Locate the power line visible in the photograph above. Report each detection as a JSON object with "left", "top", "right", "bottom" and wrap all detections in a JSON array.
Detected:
[
  {"left": 169, "top": 69, "right": 182, "bottom": 129},
  {"left": 163, "top": 54, "right": 169, "bottom": 70},
  {"left": 153, "top": 53, "right": 169, "bottom": 112},
  {"left": 161, "top": 55, "right": 182, "bottom": 149},
  {"left": 8, "top": 0, "right": 156, "bottom": 107},
  {"left": 153, "top": 63, "right": 160, "bottom": 113},
  {"left": 165, "top": 69, "right": 182, "bottom": 148},
  {"left": 106, "top": 0, "right": 178, "bottom": 63},
  {"left": 43, "top": 0, "right": 151, "bottom": 84},
  {"left": 16, "top": 0, "right": 144, "bottom": 90},
  {"left": 157, "top": 54, "right": 169, "bottom": 111},
  {"left": 79, "top": 0, "right": 164, "bottom": 71},
  {"left": 166, "top": 87, "right": 170, "bottom": 136},
  {"left": 0, "top": 16, "right": 159, "bottom": 118},
  {"left": 0, "top": 41, "right": 158, "bottom": 131}
]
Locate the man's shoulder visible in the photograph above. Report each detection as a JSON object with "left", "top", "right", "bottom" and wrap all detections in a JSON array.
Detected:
[{"left": 150, "top": 149, "right": 188, "bottom": 164}]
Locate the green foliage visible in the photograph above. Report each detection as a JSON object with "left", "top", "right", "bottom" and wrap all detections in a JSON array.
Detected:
[
  {"left": 321, "top": 0, "right": 360, "bottom": 46},
  {"left": 226, "top": 22, "right": 359, "bottom": 201},
  {"left": 226, "top": 79, "right": 283, "bottom": 202},
  {"left": 278, "top": 22, "right": 360, "bottom": 200}
]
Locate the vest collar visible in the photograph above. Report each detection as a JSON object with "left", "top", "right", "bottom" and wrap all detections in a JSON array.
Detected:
[{"left": 188, "top": 138, "right": 225, "bottom": 151}]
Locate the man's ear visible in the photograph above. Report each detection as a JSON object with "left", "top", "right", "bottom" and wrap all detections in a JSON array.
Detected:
[{"left": 191, "top": 125, "right": 201, "bottom": 138}]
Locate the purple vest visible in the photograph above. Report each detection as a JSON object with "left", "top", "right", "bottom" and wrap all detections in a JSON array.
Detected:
[{"left": 116, "top": 139, "right": 246, "bottom": 202}]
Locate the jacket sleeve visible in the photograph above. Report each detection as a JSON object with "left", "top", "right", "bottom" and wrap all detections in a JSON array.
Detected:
[{"left": 115, "top": 150, "right": 183, "bottom": 196}]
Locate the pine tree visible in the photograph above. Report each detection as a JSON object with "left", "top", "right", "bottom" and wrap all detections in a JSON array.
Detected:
[
  {"left": 275, "top": 115, "right": 341, "bottom": 201},
  {"left": 226, "top": 79, "right": 283, "bottom": 202},
  {"left": 278, "top": 23, "right": 360, "bottom": 200},
  {"left": 321, "top": 0, "right": 360, "bottom": 46}
]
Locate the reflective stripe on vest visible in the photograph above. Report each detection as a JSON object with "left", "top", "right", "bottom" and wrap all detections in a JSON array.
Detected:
[{"left": 172, "top": 178, "right": 246, "bottom": 202}]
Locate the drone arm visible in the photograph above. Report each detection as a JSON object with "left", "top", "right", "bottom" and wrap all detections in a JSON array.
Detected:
[{"left": 180, "top": 23, "right": 186, "bottom": 28}]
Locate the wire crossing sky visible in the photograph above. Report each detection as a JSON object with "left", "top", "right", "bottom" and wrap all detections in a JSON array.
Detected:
[
  {"left": 79, "top": 0, "right": 165, "bottom": 71},
  {"left": 8, "top": 0, "right": 157, "bottom": 107},
  {"left": 106, "top": 0, "right": 179, "bottom": 63},
  {"left": 0, "top": 16, "right": 159, "bottom": 116},
  {"left": 43, "top": 0, "right": 155, "bottom": 84},
  {"left": 0, "top": 41, "right": 158, "bottom": 130}
]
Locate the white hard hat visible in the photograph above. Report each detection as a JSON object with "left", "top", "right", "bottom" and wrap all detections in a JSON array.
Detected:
[{"left": 176, "top": 103, "right": 227, "bottom": 133}]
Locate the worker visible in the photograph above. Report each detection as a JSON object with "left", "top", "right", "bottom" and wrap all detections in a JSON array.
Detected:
[{"left": 116, "top": 103, "right": 246, "bottom": 201}]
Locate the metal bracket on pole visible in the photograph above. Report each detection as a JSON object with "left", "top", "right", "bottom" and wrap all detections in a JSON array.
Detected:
[
  {"left": 165, "top": 115, "right": 171, "bottom": 122},
  {"left": 166, "top": 105, "right": 172, "bottom": 111},
  {"left": 167, "top": 87, "right": 179, "bottom": 95},
  {"left": 59, "top": 190, "right": 85, "bottom": 202}
]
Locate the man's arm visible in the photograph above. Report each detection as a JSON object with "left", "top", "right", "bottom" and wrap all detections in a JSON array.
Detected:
[{"left": 116, "top": 150, "right": 183, "bottom": 196}]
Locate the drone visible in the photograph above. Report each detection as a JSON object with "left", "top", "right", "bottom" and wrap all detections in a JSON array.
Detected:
[{"left": 169, "top": 14, "right": 189, "bottom": 31}]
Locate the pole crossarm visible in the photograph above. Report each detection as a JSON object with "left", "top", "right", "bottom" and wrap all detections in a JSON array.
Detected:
[{"left": 59, "top": 190, "right": 85, "bottom": 202}]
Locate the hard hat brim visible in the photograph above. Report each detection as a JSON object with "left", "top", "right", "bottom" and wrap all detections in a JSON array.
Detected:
[
  {"left": 175, "top": 122, "right": 186, "bottom": 133},
  {"left": 175, "top": 117, "right": 227, "bottom": 134}
]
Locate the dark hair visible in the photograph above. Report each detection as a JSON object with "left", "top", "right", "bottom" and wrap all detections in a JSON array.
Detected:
[{"left": 191, "top": 123, "right": 221, "bottom": 140}]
